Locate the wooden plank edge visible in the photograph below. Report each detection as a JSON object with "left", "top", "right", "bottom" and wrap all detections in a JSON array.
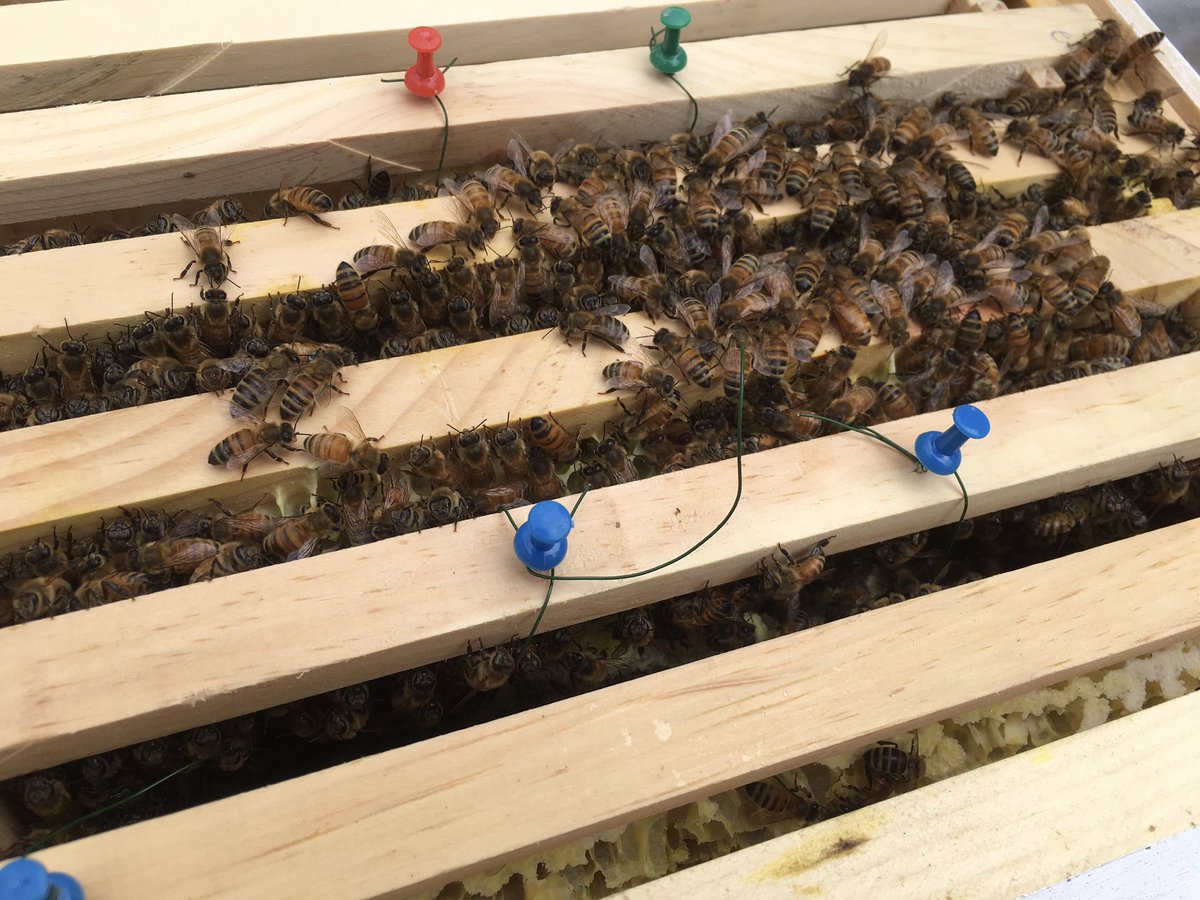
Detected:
[
  {"left": 0, "top": 0, "right": 951, "bottom": 113},
  {"left": 615, "top": 690, "right": 1200, "bottom": 900},
  {"left": 0, "top": 205, "right": 1196, "bottom": 555},
  {"left": 26, "top": 518, "right": 1200, "bottom": 897},
  {"left": 2, "top": 349, "right": 1198, "bottom": 780},
  {"left": 0, "top": 4, "right": 1098, "bottom": 222}
]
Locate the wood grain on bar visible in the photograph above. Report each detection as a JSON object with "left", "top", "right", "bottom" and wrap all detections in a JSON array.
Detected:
[
  {"left": 2, "top": 349, "right": 1198, "bottom": 782},
  {"left": 0, "top": 0, "right": 949, "bottom": 113},
  {"left": 29, "top": 521, "right": 1200, "bottom": 897},
  {"left": 619, "top": 690, "right": 1200, "bottom": 900},
  {"left": 0, "top": 5, "right": 1098, "bottom": 223}
]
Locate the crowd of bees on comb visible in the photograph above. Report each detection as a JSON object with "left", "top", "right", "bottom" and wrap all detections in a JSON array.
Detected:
[
  {"left": 4, "top": 16, "right": 1200, "bottom": 858},
  {"left": 4, "top": 457, "right": 1196, "bottom": 854},
  {"left": 3, "top": 20, "right": 1200, "bottom": 630}
]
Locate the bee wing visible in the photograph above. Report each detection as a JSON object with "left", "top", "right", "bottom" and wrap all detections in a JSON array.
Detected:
[
  {"left": 886, "top": 229, "right": 912, "bottom": 257},
  {"left": 327, "top": 407, "right": 369, "bottom": 443},
  {"left": 719, "top": 233, "right": 735, "bottom": 277},
  {"left": 507, "top": 138, "right": 530, "bottom": 176},
  {"left": 164, "top": 509, "right": 209, "bottom": 540},
  {"left": 740, "top": 148, "right": 768, "bottom": 177},
  {"left": 865, "top": 31, "right": 887, "bottom": 60},
  {"left": 637, "top": 242, "right": 660, "bottom": 278},
  {"left": 1030, "top": 204, "right": 1050, "bottom": 237},
  {"left": 710, "top": 111, "right": 734, "bottom": 151},
  {"left": 749, "top": 339, "right": 780, "bottom": 378},
  {"left": 223, "top": 438, "right": 269, "bottom": 472},
  {"left": 171, "top": 214, "right": 204, "bottom": 255},
  {"left": 858, "top": 214, "right": 872, "bottom": 252},
  {"left": 214, "top": 396, "right": 267, "bottom": 423},
  {"left": 593, "top": 304, "right": 632, "bottom": 317},
  {"left": 286, "top": 536, "right": 321, "bottom": 563},
  {"left": 593, "top": 191, "right": 628, "bottom": 233},
  {"left": 376, "top": 213, "right": 411, "bottom": 250},
  {"left": 213, "top": 355, "right": 255, "bottom": 376},
  {"left": 551, "top": 138, "right": 576, "bottom": 163}
]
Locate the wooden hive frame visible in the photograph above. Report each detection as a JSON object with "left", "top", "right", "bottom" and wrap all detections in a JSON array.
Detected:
[{"left": 1, "top": 0, "right": 1199, "bottom": 896}]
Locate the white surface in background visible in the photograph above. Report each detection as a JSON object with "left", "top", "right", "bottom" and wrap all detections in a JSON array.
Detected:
[{"left": 1023, "top": 826, "right": 1200, "bottom": 900}]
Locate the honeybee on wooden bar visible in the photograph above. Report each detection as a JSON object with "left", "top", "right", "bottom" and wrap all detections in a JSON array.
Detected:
[
  {"left": 443, "top": 176, "right": 501, "bottom": 239},
  {"left": 138, "top": 538, "right": 221, "bottom": 576},
  {"left": 208, "top": 407, "right": 298, "bottom": 479},
  {"left": 461, "top": 639, "right": 515, "bottom": 691},
  {"left": 559, "top": 306, "right": 631, "bottom": 354},
  {"left": 279, "top": 353, "right": 347, "bottom": 423},
  {"left": 843, "top": 32, "right": 889, "bottom": 90},
  {"left": 697, "top": 112, "right": 770, "bottom": 179},
  {"left": 263, "top": 507, "right": 337, "bottom": 561},
  {"left": 266, "top": 180, "right": 339, "bottom": 229},
  {"left": 171, "top": 213, "right": 235, "bottom": 287},
  {"left": 301, "top": 409, "right": 384, "bottom": 477}
]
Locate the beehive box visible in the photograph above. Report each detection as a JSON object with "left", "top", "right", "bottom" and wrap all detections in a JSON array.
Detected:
[{"left": 1, "top": 0, "right": 1200, "bottom": 897}]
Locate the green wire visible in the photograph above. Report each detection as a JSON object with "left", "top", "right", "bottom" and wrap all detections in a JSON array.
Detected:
[
  {"left": 507, "top": 343, "right": 972, "bottom": 638},
  {"left": 382, "top": 57, "right": 457, "bottom": 182},
  {"left": 25, "top": 759, "right": 203, "bottom": 855},
  {"left": 667, "top": 74, "right": 699, "bottom": 134}
]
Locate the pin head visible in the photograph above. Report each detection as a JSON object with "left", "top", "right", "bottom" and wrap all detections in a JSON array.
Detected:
[
  {"left": 514, "top": 500, "right": 574, "bottom": 571},
  {"left": 408, "top": 26, "right": 442, "bottom": 54},
  {"left": 650, "top": 6, "right": 692, "bottom": 74},
  {"left": 0, "top": 858, "right": 85, "bottom": 900},
  {"left": 914, "top": 404, "right": 991, "bottom": 476}
]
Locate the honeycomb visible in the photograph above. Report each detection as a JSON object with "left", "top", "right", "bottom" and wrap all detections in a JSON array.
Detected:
[{"left": 420, "top": 638, "right": 1200, "bottom": 899}]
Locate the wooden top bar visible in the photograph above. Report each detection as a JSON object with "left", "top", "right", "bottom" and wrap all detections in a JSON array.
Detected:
[
  {"left": 29, "top": 519, "right": 1200, "bottom": 897},
  {"left": 2, "top": 349, "right": 1198, "bottom": 781},
  {"left": 0, "top": 0, "right": 949, "bottom": 113},
  {"left": 0, "top": 5, "right": 1097, "bottom": 223},
  {"left": 619, "top": 689, "right": 1200, "bottom": 900}
]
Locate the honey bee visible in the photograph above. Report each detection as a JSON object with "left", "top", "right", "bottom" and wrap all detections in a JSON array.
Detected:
[
  {"left": 12, "top": 576, "right": 73, "bottom": 622},
  {"left": 508, "top": 135, "right": 572, "bottom": 188},
  {"left": 139, "top": 538, "right": 221, "bottom": 575},
  {"left": 189, "top": 542, "right": 263, "bottom": 583},
  {"left": 602, "top": 359, "right": 678, "bottom": 398},
  {"left": 333, "top": 261, "right": 379, "bottom": 333},
  {"left": 744, "top": 777, "right": 822, "bottom": 822},
  {"left": 409, "top": 218, "right": 487, "bottom": 254},
  {"left": 697, "top": 112, "right": 769, "bottom": 179},
  {"left": 552, "top": 196, "right": 612, "bottom": 250},
  {"left": 829, "top": 382, "right": 877, "bottom": 423},
  {"left": 40, "top": 328, "right": 96, "bottom": 401},
  {"left": 758, "top": 538, "right": 832, "bottom": 598},
  {"left": 472, "top": 481, "right": 529, "bottom": 515},
  {"left": 483, "top": 163, "right": 543, "bottom": 212},
  {"left": 462, "top": 640, "right": 515, "bottom": 691},
  {"left": 263, "top": 507, "right": 336, "bottom": 561},
  {"left": 891, "top": 106, "right": 932, "bottom": 153},
  {"left": 301, "top": 409, "right": 384, "bottom": 477},
  {"left": 19, "top": 772, "right": 72, "bottom": 819},
  {"left": 558, "top": 141, "right": 601, "bottom": 185},
  {"left": 1032, "top": 496, "right": 1089, "bottom": 541},
  {"left": 171, "top": 213, "right": 235, "bottom": 287},
  {"left": 1110, "top": 30, "right": 1165, "bottom": 78},
  {"left": 559, "top": 307, "right": 631, "bottom": 354},
  {"left": 651, "top": 328, "right": 720, "bottom": 388},
  {"left": 407, "top": 436, "right": 469, "bottom": 491},
  {"left": 208, "top": 408, "right": 298, "bottom": 479},
  {"left": 228, "top": 348, "right": 299, "bottom": 417},
  {"left": 161, "top": 313, "right": 210, "bottom": 367},
  {"left": 527, "top": 445, "right": 564, "bottom": 500},
  {"left": 443, "top": 176, "right": 501, "bottom": 238},
  {"left": 266, "top": 181, "right": 338, "bottom": 229},
  {"left": 529, "top": 412, "right": 580, "bottom": 463},
  {"left": 844, "top": 32, "right": 889, "bottom": 89},
  {"left": 279, "top": 353, "right": 346, "bottom": 422},
  {"left": 390, "top": 667, "right": 438, "bottom": 713}
]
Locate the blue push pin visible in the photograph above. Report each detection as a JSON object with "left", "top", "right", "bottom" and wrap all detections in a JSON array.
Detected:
[
  {"left": 513, "top": 500, "right": 574, "bottom": 571},
  {"left": 914, "top": 405, "right": 991, "bottom": 476},
  {"left": 0, "top": 858, "right": 85, "bottom": 900}
]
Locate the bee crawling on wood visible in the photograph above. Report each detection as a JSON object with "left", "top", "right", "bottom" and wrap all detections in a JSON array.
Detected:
[
  {"left": 172, "top": 213, "right": 236, "bottom": 288},
  {"left": 208, "top": 405, "right": 299, "bottom": 479}
]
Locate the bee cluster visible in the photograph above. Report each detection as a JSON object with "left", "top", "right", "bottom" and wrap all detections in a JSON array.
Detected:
[
  {"left": 4, "top": 455, "right": 1197, "bottom": 856},
  {"left": 2, "top": 15, "right": 1199, "bottom": 877}
]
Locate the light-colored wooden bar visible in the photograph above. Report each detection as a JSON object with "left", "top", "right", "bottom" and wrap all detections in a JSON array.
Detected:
[
  {"left": 0, "top": 206, "right": 1194, "bottom": 558},
  {"left": 618, "top": 690, "right": 1200, "bottom": 900},
  {"left": 2, "top": 349, "right": 1198, "bottom": 781},
  {"left": 0, "top": 138, "right": 1060, "bottom": 370},
  {"left": 0, "top": 0, "right": 950, "bottom": 113},
  {"left": 0, "top": 5, "right": 1097, "bottom": 224},
  {"left": 0, "top": 310, "right": 732, "bottom": 556},
  {"left": 30, "top": 521, "right": 1200, "bottom": 897}
]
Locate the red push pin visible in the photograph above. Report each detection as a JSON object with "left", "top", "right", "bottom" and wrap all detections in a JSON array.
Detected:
[{"left": 403, "top": 27, "right": 445, "bottom": 97}]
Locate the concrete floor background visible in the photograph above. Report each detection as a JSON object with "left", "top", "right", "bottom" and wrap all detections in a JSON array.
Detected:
[{"left": 1138, "top": 0, "right": 1200, "bottom": 71}]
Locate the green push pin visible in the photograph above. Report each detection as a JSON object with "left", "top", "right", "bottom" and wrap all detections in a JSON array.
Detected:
[{"left": 650, "top": 6, "right": 691, "bottom": 74}]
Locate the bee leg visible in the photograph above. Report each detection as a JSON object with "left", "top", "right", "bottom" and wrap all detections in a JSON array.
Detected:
[
  {"left": 264, "top": 449, "right": 290, "bottom": 465},
  {"left": 176, "top": 260, "right": 197, "bottom": 281}
]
